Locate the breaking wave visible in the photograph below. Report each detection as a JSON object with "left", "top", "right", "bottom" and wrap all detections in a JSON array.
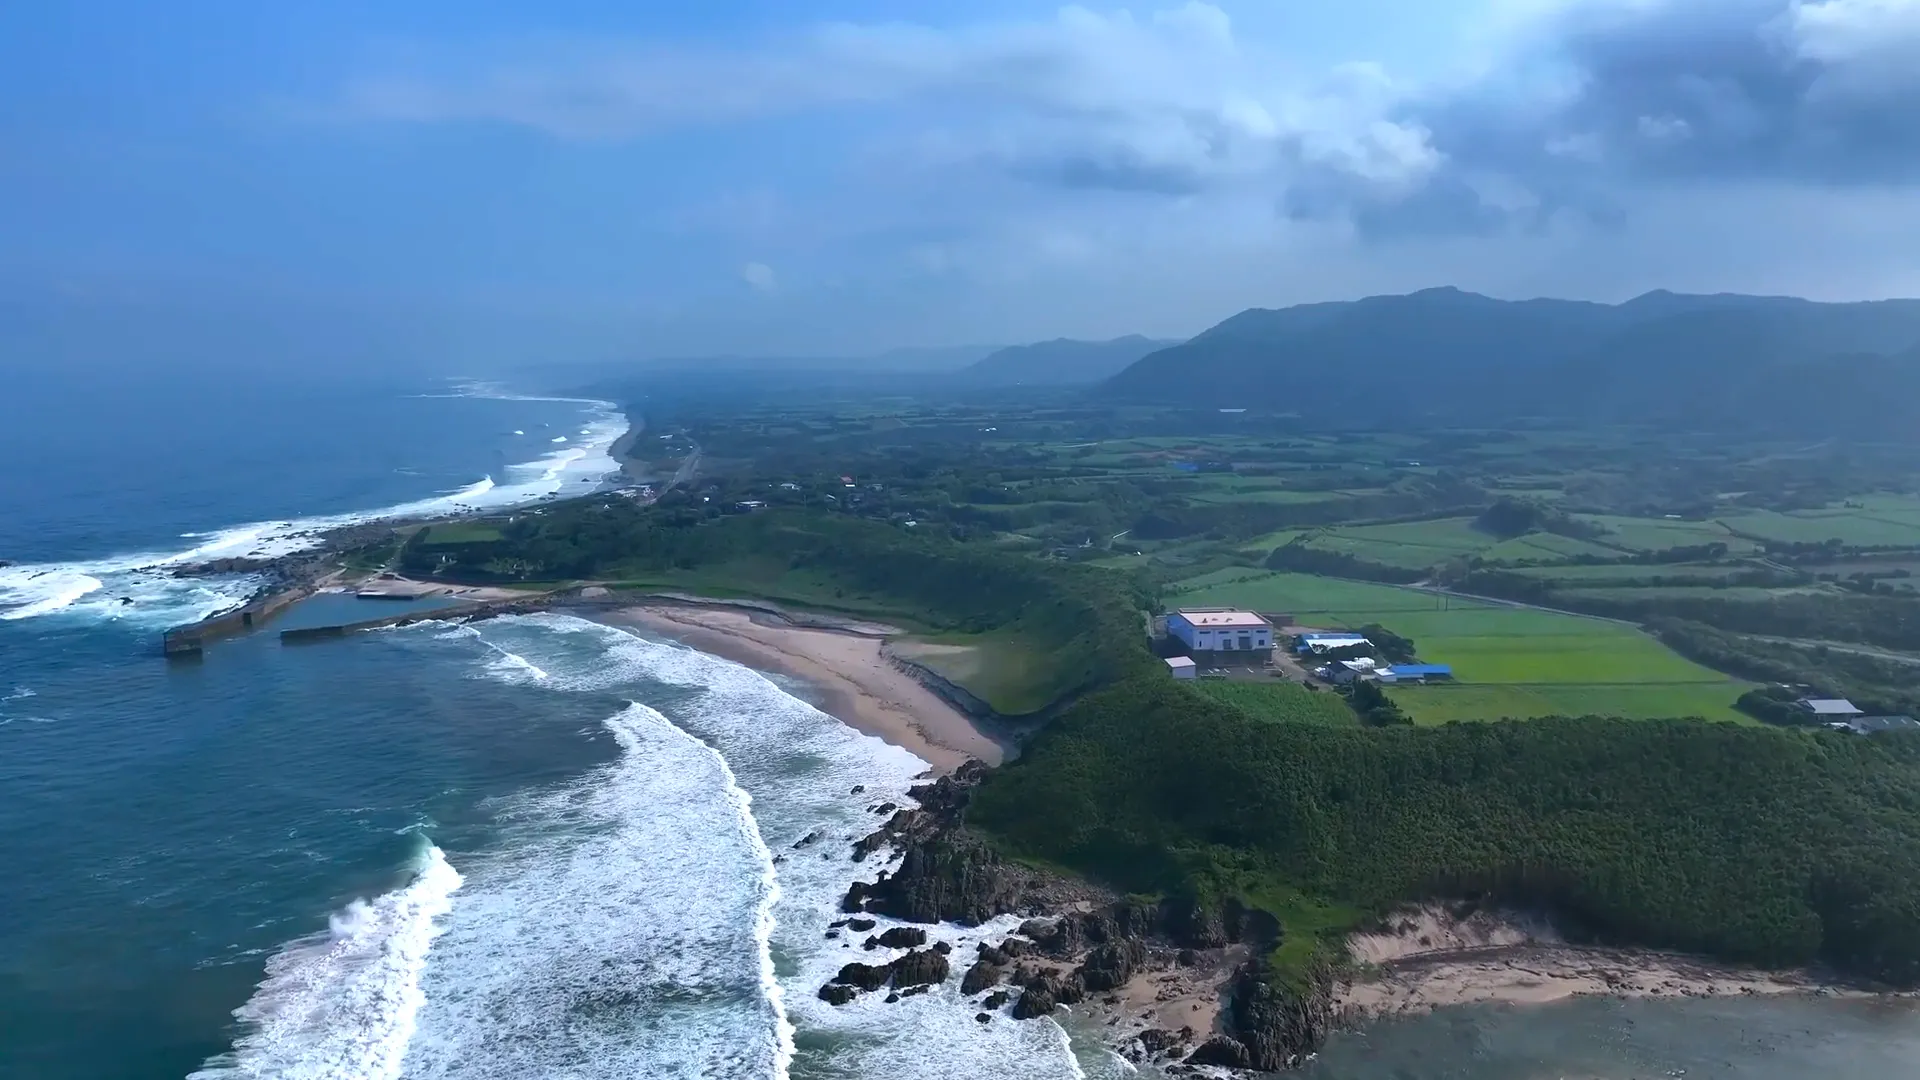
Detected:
[
  {"left": 0, "top": 398, "right": 621, "bottom": 627},
  {"left": 190, "top": 843, "right": 463, "bottom": 1080}
]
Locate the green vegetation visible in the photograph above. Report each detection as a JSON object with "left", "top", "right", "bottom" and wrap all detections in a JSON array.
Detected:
[
  {"left": 1193, "top": 681, "right": 1357, "bottom": 727},
  {"left": 973, "top": 678, "right": 1920, "bottom": 987}
]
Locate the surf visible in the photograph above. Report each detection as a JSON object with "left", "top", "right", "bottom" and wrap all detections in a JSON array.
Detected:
[{"left": 190, "top": 843, "right": 463, "bottom": 1080}]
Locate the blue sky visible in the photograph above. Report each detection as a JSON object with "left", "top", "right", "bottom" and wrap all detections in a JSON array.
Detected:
[{"left": 5, "top": 0, "right": 1920, "bottom": 363}]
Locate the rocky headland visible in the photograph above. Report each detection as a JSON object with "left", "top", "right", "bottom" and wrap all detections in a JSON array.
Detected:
[{"left": 824, "top": 762, "right": 1338, "bottom": 1074}]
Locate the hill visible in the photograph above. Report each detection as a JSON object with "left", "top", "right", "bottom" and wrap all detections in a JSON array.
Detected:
[
  {"left": 1100, "top": 288, "right": 1920, "bottom": 433},
  {"left": 961, "top": 335, "right": 1174, "bottom": 386}
]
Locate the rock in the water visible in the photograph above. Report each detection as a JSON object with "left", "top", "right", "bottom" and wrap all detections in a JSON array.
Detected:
[
  {"left": 885, "top": 992, "right": 901, "bottom": 1004},
  {"left": 889, "top": 948, "right": 951, "bottom": 988},
  {"left": 975, "top": 1011, "right": 992, "bottom": 1024},
  {"left": 1186, "top": 1036, "right": 1251, "bottom": 1069},
  {"left": 817, "top": 984, "right": 859, "bottom": 1006},
  {"left": 825, "top": 930, "right": 840, "bottom": 939},
  {"left": 793, "top": 830, "right": 825, "bottom": 850},
  {"left": 1011, "top": 986, "right": 1058, "bottom": 1019},
  {"left": 832, "top": 962, "right": 890, "bottom": 992},
  {"left": 848, "top": 917, "right": 876, "bottom": 932},
  {"left": 933, "top": 940, "right": 951, "bottom": 955},
  {"left": 871, "top": 926, "right": 928, "bottom": 950},
  {"left": 960, "top": 960, "right": 1003, "bottom": 995},
  {"left": 875, "top": 802, "right": 898, "bottom": 815},
  {"left": 983, "top": 990, "right": 1011, "bottom": 1010},
  {"left": 851, "top": 785, "right": 866, "bottom": 794},
  {"left": 901, "top": 984, "right": 932, "bottom": 998}
]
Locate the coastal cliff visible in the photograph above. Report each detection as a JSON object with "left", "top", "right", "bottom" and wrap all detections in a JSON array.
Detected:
[{"left": 832, "top": 763, "right": 1336, "bottom": 1073}]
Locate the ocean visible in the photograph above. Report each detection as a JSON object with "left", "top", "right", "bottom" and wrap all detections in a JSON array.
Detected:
[{"left": 2, "top": 369, "right": 1917, "bottom": 1080}]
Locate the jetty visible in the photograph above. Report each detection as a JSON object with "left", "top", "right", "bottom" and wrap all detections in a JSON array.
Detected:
[{"left": 162, "top": 586, "right": 313, "bottom": 657}]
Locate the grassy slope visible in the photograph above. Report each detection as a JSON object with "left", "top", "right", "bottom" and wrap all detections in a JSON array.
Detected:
[{"left": 1193, "top": 680, "right": 1358, "bottom": 727}]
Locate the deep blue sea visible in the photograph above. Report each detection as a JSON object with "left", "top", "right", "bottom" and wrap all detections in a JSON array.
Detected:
[{"left": 3, "top": 368, "right": 1917, "bottom": 1080}]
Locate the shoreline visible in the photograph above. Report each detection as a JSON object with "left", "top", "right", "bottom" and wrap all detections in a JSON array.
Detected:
[
  {"left": 1334, "top": 903, "right": 1882, "bottom": 1022},
  {"left": 598, "top": 603, "right": 1006, "bottom": 774}
]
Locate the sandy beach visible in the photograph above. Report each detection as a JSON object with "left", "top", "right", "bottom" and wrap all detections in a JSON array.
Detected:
[
  {"left": 1336, "top": 903, "right": 1860, "bottom": 1019},
  {"left": 601, "top": 603, "right": 1005, "bottom": 773}
]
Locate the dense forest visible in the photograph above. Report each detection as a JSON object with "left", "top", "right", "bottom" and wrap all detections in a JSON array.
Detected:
[{"left": 971, "top": 673, "right": 1920, "bottom": 987}]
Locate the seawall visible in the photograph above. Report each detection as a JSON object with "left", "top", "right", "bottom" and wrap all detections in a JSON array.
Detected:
[{"left": 162, "top": 586, "right": 313, "bottom": 656}]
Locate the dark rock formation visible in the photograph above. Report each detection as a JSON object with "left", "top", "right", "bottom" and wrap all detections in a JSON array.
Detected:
[
  {"left": 1076, "top": 940, "right": 1148, "bottom": 993},
  {"left": 961, "top": 959, "right": 1003, "bottom": 995},
  {"left": 851, "top": 785, "right": 866, "bottom": 794},
  {"left": 832, "top": 962, "right": 891, "bottom": 992},
  {"left": 793, "top": 830, "right": 824, "bottom": 850},
  {"left": 869, "top": 927, "right": 928, "bottom": 950},
  {"left": 817, "top": 984, "right": 859, "bottom": 1006},
  {"left": 1224, "top": 959, "right": 1338, "bottom": 1071},
  {"left": 933, "top": 940, "right": 951, "bottom": 955},
  {"left": 975, "top": 1012, "right": 992, "bottom": 1023},
  {"left": 1186, "top": 1036, "right": 1251, "bottom": 1069},
  {"left": 1011, "top": 986, "right": 1057, "bottom": 1019},
  {"left": 889, "top": 948, "right": 951, "bottom": 988},
  {"left": 982, "top": 990, "right": 1011, "bottom": 1010},
  {"left": 847, "top": 918, "right": 876, "bottom": 932}
]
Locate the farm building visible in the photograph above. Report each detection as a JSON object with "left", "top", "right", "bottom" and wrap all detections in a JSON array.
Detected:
[
  {"left": 1321, "top": 658, "right": 1382, "bottom": 684},
  {"left": 1164, "top": 656, "right": 1197, "bottom": 680},
  {"left": 1380, "top": 664, "right": 1454, "bottom": 684},
  {"left": 1168, "top": 609, "right": 1274, "bottom": 653},
  {"left": 1798, "top": 697, "right": 1863, "bottom": 718},
  {"left": 1294, "top": 631, "right": 1371, "bottom": 655}
]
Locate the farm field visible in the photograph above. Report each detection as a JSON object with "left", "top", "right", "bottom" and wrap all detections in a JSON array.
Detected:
[
  {"left": 1574, "top": 515, "right": 1759, "bottom": 553},
  {"left": 1718, "top": 509, "right": 1920, "bottom": 547},
  {"left": 1390, "top": 684, "right": 1751, "bottom": 726},
  {"left": 1170, "top": 571, "right": 1749, "bottom": 723},
  {"left": 1478, "top": 532, "right": 1621, "bottom": 562},
  {"left": 1512, "top": 561, "right": 1758, "bottom": 582}
]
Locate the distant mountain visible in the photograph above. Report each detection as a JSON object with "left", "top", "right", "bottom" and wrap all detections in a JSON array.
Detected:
[
  {"left": 1100, "top": 288, "right": 1920, "bottom": 433},
  {"left": 961, "top": 335, "right": 1176, "bottom": 386}
]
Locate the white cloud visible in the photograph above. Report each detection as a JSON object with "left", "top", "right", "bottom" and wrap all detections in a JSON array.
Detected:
[
  {"left": 740, "top": 261, "right": 776, "bottom": 291},
  {"left": 340, "top": 4, "right": 1441, "bottom": 202}
]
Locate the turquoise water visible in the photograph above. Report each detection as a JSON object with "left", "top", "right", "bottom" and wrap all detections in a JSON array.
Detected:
[{"left": 0, "top": 373, "right": 1090, "bottom": 1080}]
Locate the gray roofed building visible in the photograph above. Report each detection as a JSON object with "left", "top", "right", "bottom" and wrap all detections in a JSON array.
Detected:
[{"left": 1798, "top": 697, "right": 1863, "bottom": 717}]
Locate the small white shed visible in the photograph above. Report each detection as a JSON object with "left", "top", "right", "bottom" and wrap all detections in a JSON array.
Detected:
[{"left": 1164, "top": 656, "right": 1198, "bottom": 680}]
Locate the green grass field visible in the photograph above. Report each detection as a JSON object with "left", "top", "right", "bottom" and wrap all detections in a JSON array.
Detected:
[
  {"left": 1718, "top": 509, "right": 1920, "bottom": 547},
  {"left": 1477, "top": 532, "right": 1624, "bottom": 562},
  {"left": 1513, "top": 561, "right": 1756, "bottom": 583},
  {"left": 1193, "top": 680, "right": 1357, "bottom": 726},
  {"left": 1170, "top": 571, "right": 1749, "bottom": 724},
  {"left": 1574, "top": 515, "right": 1760, "bottom": 553},
  {"left": 417, "top": 522, "right": 505, "bottom": 546},
  {"left": 1390, "top": 683, "right": 1751, "bottom": 725}
]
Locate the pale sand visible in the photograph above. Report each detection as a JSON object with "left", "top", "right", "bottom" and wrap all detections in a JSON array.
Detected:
[
  {"left": 602, "top": 604, "right": 1004, "bottom": 773},
  {"left": 1337, "top": 904, "right": 1857, "bottom": 1019}
]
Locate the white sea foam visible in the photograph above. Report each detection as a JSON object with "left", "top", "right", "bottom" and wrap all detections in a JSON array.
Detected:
[
  {"left": 405, "top": 613, "right": 1089, "bottom": 1080},
  {"left": 4, "top": 687, "right": 34, "bottom": 700},
  {"left": 0, "top": 396, "right": 622, "bottom": 627},
  {"left": 551, "top": 436, "right": 568, "bottom": 443},
  {"left": 0, "top": 574, "right": 102, "bottom": 620},
  {"left": 191, "top": 844, "right": 463, "bottom": 1080}
]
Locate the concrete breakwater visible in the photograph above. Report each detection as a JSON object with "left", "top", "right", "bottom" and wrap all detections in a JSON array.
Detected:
[{"left": 162, "top": 586, "right": 314, "bottom": 656}]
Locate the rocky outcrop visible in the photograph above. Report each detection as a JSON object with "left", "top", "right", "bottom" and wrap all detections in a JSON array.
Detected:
[
  {"left": 889, "top": 949, "right": 951, "bottom": 988},
  {"left": 817, "top": 948, "right": 951, "bottom": 1004},
  {"left": 867, "top": 927, "right": 927, "bottom": 950},
  {"left": 960, "top": 959, "right": 1003, "bottom": 995},
  {"left": 1186, "top": 1036, "right": 1252, "bottom": 1069},
  {"left": 1223, "top": 958, "right": 1338, "bottom": 1072},
  {"left": 1076, "top": 940, "right": 1148, "bottom": 993},
  {"left": 840, "top": 760, "right": 1341, "bottom": 1068}
]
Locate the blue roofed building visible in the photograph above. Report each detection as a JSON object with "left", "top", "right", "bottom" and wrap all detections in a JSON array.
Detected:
[{"left": 1380, "top": 664, "right": 1453, "bottom": 684}]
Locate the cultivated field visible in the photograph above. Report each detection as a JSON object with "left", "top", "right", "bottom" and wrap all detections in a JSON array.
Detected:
[{"left": 1169, "top": 571, "right": 1749, "bottom": 725}]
